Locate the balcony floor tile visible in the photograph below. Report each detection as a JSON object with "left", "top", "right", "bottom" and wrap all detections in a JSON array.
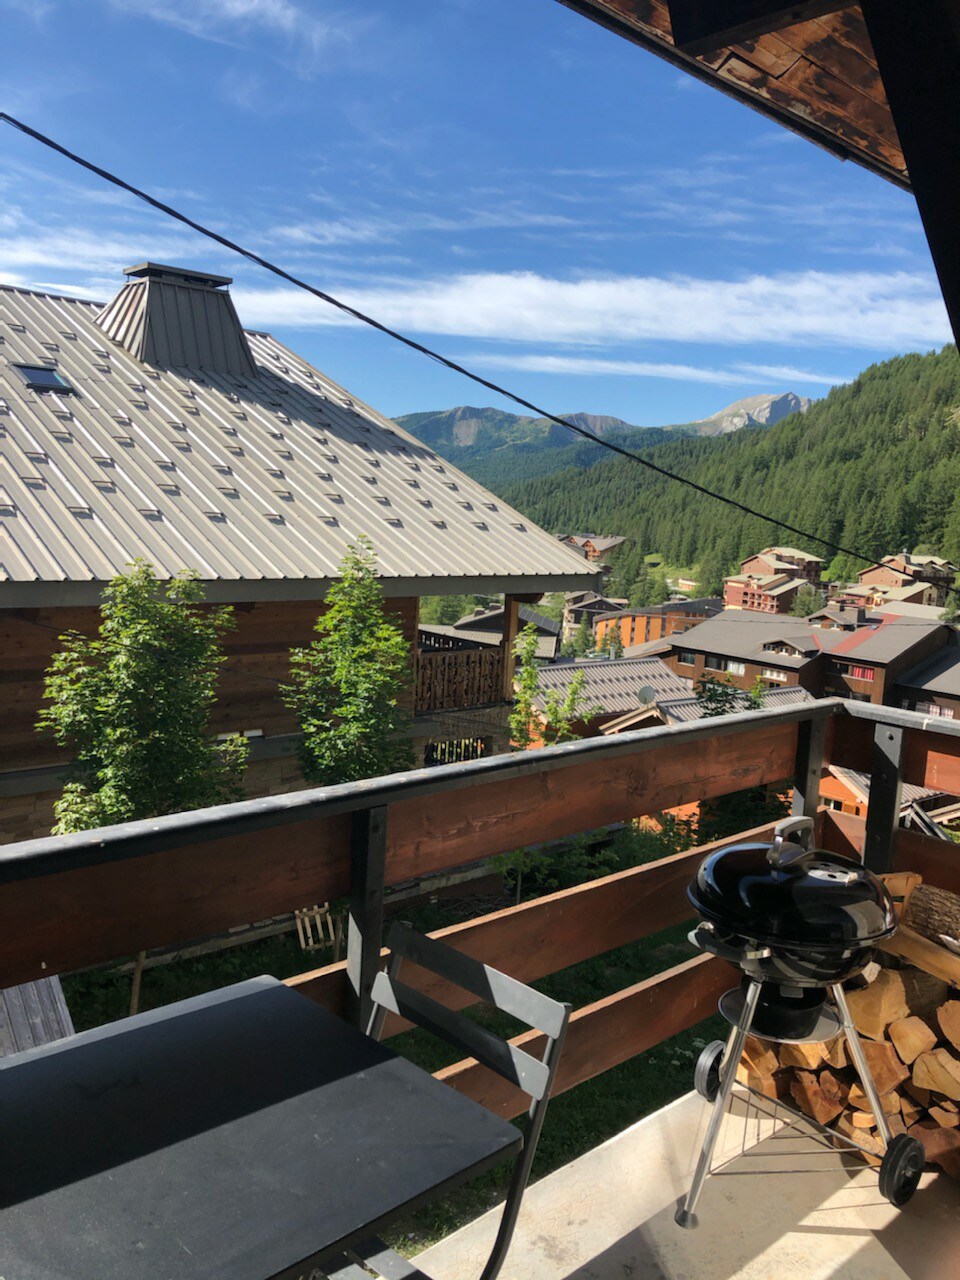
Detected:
[{"left": 414, "top": 1092, "right": 958, "bottom": 1280}]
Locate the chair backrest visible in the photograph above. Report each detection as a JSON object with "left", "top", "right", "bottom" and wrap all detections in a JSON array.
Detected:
[{"left": 368, "top": 922, "right": 569, "bottom": 1104}]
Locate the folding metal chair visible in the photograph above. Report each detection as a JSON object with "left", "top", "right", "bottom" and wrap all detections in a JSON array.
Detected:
[{"left": 325, "top": 921, "right": 571, "bottom": 1280}]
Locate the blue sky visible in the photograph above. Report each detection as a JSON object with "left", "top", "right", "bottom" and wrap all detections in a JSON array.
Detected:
[{"left": 0, "top": 0, "right": 951, "bottom": 426}]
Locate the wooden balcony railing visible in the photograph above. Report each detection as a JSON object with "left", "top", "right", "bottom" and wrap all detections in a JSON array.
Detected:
[
  {"left": 2, "top": 698, "right": 960, "bottom": 1120},
  {"left": 415, "top": 645, "right": 504, "bottom": 713}
]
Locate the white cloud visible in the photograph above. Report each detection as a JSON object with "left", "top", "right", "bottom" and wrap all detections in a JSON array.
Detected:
[
  {"left": 459, "top": 353, "right": 846, "bottom": 388},
  {"left": 107, "top": 0, "right": 357, "bottom": 60},
  {"left": 268, "top": 208, "right": 575, "bottom": 247},
  {"left": 230, "top": 268, "right": 950, "bottom": 352}
]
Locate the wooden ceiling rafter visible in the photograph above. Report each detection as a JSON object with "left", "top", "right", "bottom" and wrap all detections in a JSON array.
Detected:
[{"left": 667, "top": 1, "right": 855, "bottom": 58}]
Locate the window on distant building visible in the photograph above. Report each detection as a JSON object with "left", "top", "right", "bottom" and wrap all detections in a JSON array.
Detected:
[
  {"left": 849, "top": 665, "right": 875, "bottom": 682},
  {"left": 677, "top": 650, "right": 696, "bottom": 666},
  {"left": 762, "top": 668, "right": 788, "bottom": 682},
  {"left": 725, "top": 660, "right": 746, "bottom": 676},
  {"left": 14, "top": 365, "right": 74, "bottom": 393},
  {"left": 913, "top": 701, "right": 954, "bottom": 720}
]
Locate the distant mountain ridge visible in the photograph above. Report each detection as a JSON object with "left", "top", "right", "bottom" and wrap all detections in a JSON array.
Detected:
[
  {"left": 395, "top": 392, "right": 809, "bottom": 453},
  {"left": 394, "top": 393, "right": 812, "bottom": 490}
]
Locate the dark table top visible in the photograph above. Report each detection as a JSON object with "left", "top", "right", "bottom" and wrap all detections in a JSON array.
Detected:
[{"left": 0, "top": 977, "right": 522, "bottom": 1280}]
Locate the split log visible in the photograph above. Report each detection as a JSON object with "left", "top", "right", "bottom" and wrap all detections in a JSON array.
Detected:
[
  {"left": 742, "top": 1035, "right": 780, "bottom": 1077},
  {"left": 908, "top": 1120, "right": 960, "bottom": 1180},
  {"left": 929, "top": 1104, "right": 960, "bottom": 1129},
  {"left": 903, "top": 1080, "right": 933, "bottom": 1109},
  {"left": 778, "top": 1040, "right": 827, "bottom": 1070},
  {"left": 822, "top": 1036, "right": 849, "bottom": 1069},
  {"left": 844, "top": 969, "right": 946, "bottom": 1041},
  {"left": 888, "top": 1015, "right": 937, "bottom": 1065},
  {"left": 913, "top": 1048, "right": 960, "bottom": 1101},
  {"left": 736, "top": 1062, "right": 777, "bottom": 1101},
  {"left": 836, "top": 1111, "right": 883, "bottom": 1165},
  {"left": 847, "top": 1083, "right": 900, "bottom": 1116},
  {"left": 790, "top": 1068, "right": 848, "bottom": 1126},
  {"left": 860, "top": 1040, "right": 910, "bottom": 1095},
  {"left": 938, "top": 1001, "right": 960, "bottom": 1052},
  {"left": 903, "top": 883, "right": 960, "bottom": 953},
  {"left": 900, "top": 1095, "right": 923, "bottom": 1127}
]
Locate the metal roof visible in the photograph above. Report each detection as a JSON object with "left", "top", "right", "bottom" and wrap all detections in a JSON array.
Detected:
[
  {"left": 421, "top": 622, "right": 558, "bottom": 662},
  {"left": 896, "top": 640, "right": 960, "bottom": 698},
  {"left": 533, "top": 655, "right": 691, "bottom": 715},
  {"left": 826, "top": 764, "right": 943, "bottom": 809},
  {"left": 454, "top": 604, "right": 560, "bottom": 635},
  {"left": 0, "top": 279, "right": 598, "bottom": 605},
  {"left": 600, "top": 683, "right": 816, "bottom": 732}
]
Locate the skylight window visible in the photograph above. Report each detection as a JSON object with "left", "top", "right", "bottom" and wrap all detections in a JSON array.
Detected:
[{"left": 15, "top": 365, "right": 74, "bottom": 394}]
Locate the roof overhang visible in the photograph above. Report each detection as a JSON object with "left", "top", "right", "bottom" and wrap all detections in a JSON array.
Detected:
[
  {"left": 0, "top": 570, "right": 604, "bottom": 609},
  {"left": 557, "top": 2, "right": 960, "bottom": 345}
]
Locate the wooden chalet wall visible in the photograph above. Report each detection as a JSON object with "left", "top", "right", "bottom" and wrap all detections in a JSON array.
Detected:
[{"left": 0, "top": 596, "right": 419, "bottom": 843}]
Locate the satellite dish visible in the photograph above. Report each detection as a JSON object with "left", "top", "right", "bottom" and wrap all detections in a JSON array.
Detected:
[{"left": 637, "top": 684, "right": 656, "bottom": 705}]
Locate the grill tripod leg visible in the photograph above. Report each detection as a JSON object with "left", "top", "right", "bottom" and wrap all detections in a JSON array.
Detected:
[
  {"left": 831, "top": 983, "right": 893, "bottom": 1148},
  {"left": 675, "top": 981, "right": 762, "bottom": 1230}
]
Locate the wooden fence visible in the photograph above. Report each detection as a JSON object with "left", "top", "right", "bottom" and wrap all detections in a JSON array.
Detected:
[
  {"left": 415, "top": 646, "right": 505, "bottom": 713},
  {"left": 1, "top": 698, "right": 958, "bottom": 1118}
]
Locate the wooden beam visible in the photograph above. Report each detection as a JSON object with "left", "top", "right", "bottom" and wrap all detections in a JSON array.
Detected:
[
  {"left": 821, "top": 809, "right": 960, "bottom": 897},
  {"left": 860, "top": 0, "right": 960, "bottom": 345},
  {"left": 500, "top": 594, "right": 522, "bottom": 703},
  {"left": 286, "top": 820, "right": 782, "bottom": 1022},
  {"left": 435, "top": 954, "right": 731, "bottom": 1119},
  {"left": 667, "top": 1, "right": 853, "bottom": 58},
  {"left": 0, "top": 815, "right": 352, "bottom": 989},
  {"left": 386, "top": 719, "right": 797, "bottom": 882}
]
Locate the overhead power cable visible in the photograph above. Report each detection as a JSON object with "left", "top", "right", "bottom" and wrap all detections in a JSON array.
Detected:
[{"left": 1, "top": 111, "right": 887, "bottom": 569}]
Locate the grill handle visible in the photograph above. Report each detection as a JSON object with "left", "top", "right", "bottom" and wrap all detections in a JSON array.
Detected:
[
  {"left": 689, "top": 923, "right": 772, "bottom": 964},
  {"left": 768, "top": 815, "right": 815, "bottom": 869}
]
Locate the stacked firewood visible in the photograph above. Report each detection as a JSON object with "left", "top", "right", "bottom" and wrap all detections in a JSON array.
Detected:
[{"left": 737, "top": 873, "right": 960, "bottom": 1182}]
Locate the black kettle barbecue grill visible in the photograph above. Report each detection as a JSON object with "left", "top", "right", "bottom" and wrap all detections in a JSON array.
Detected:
[{"left": 675, "top": 816, "right": 927, "bottom": 1229}]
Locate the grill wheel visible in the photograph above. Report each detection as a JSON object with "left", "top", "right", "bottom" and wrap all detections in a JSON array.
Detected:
[{"left": 878, "top": 1134, "right": 926, "bottom": 1207}]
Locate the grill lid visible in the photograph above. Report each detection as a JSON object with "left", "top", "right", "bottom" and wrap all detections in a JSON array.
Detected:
[{"left": 689, "top": 825, "right": 897, "bottom": 951}]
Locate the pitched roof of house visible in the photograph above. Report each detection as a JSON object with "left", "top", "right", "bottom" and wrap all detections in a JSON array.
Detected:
[
  {"left": 453, "top": 604, "right": 560, "bottom": 635},
  {"left": 419, "top": 622, "right": 558, "bottom": 662},
  {"left": 674, "top": 611, "right": 944, "bottom": 669},
  {"left": 532, "top": 655, "right": 691, "bottom": 716},
  {"left": 564, "top": 534, "right": 625, "bottom": 552},
  {"left": 896, "top": 639, "right": 960, "bottom": 697},
  {"left": 601, "top": 684, "right": 816, "bottom": 733},
  {"left": 826, "top": 764, "right": 944, "bottom": 809},
  {"left": 0, "top": 273, "right": 598, "bottom": 605}
]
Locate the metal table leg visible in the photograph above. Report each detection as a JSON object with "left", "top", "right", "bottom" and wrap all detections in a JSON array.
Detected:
[
  {"left": 831, "top": 982, "right": 893, "bottom": 1148},
  {"left": 675, "top": 980, "right": 762, "bottom": 1229}
]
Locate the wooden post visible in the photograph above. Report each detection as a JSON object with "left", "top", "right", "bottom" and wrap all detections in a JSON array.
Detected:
[
  {"left": 792, "top": 715, "right": 827, "bottom": 819},
  {"left": 863, "top": 724, "right": 903, "bottom": 875},
  {"left": 501, "top": 595, "right": 522, "bottom": 702}
]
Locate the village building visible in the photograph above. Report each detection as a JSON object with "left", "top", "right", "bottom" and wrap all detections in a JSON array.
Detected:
[
  {"left": 855, "top": 552, "right": 957, "bottom": 608},
  {"left": 560, "top": 534, "right": 626, "bottom": 564},
  {"left": 661, "top": 611, "right": 950, "bottom": 706},
  {"left": 527, "top": 654, "right": 692, "bottom": 741},
  {"left": 420, "top": 603, "right": 561, "bottom": 663},
  {"left": 739, "top": 546, "right": 824, "bottom": 583},
  {"left": 594, "top": 596, "right": 721, "bottom": 649},
  {"left": 0, "top": 264, "right": 597, "bottom": 841},
  {"left": 561, "top": 589, "right": 627, "bottom": 641},
  {"left": 894, "top": 634, "right": 960, "bottom": 721},
  {"left": 722, "top": 571, "right": 810, "bottom": 614}
]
